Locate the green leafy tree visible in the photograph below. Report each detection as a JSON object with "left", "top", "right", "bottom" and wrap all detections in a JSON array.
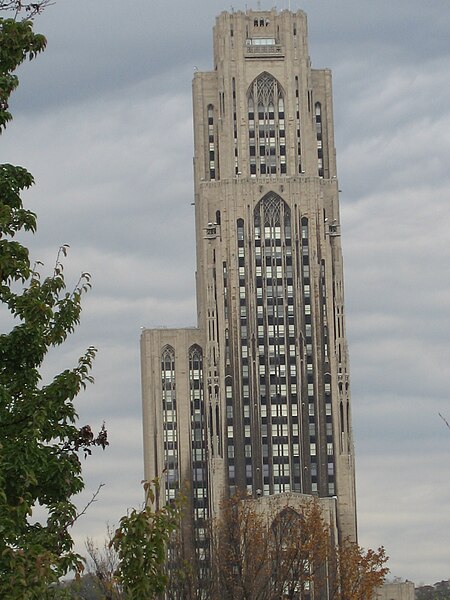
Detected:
[
  {"left": 0, "top": 11, "right": 107, "bottom": 599},
  {"left": 416, "top": 580, "right": 450, "bottom": 600},
  {"left": 50, "top": 481, "right": 185, "bottom": 600},
  {"left": 111, "top": 479, "right": 184, "bottom": 599}
]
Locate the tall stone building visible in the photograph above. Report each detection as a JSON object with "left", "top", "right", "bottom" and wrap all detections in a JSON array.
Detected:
[{"left": 141, "top": 6, "right": 357, "bottom": 577}]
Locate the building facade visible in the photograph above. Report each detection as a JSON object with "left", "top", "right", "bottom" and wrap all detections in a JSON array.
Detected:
[
  {"left": 141, "top": 7, "right": 357, "bottom": 578},
  {"left": 374, "top": 582, "right": 415, "bottom": 600}
]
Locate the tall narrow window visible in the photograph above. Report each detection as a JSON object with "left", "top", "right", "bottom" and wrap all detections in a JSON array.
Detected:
[
  {"left": 207, "top": 104, "right": 216, "bottom": 180},
  {"left": 315, "top": 102, "right": 323, "bottom": 178},
  {"left": 232, "top": 78, "right": 239, "bottom": 175},
  {"left": 301, "top": 216, "right": 318, "bottom": 493},
  {"left": 161, "top": 346, "right": 178, "bottom": 501},
  {"left": 189, "top": 345, "right": 209, "bottom": 561},
  {"left": 248, "top": 73, "right": 286, "bottom": 177},
  {"left": 295, "top": 76, "right": 302, "bottom": 173},
  {"left": 236, "top": 219, "right": 251, "bottom": 484},
  {"left": 253, "top": 194, "right": 296, "bottom": 494}
]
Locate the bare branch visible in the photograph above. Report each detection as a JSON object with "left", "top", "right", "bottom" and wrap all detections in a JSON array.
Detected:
[
  {"left": 439, "top": 412, "right": 450, "bottom": 431},
  {"left": 68, "top": 483, "right": 105, "bottom": 528},
  {"left": 0, "top": 0, "right": 55, "bottom": 19}
]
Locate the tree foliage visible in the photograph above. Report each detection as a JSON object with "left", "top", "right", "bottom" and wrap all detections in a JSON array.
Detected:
[
  {"left": 83, "top": 526, "right": 124, "bottom": 600},
  {"left": 110, "top": 478, "right": 184, "bottom": 599},
  {"left": 0, "top": 13, "right": 108, "bottom": 599},
  {"left": 270, "top": 503, "right": 330, "bottom": 600},
  {"left": 329, "top": 540, "right": 388, "bottom": 600},
  {"left": 212, "top": 492, "right": 388, "bottom": 600},
  {"left": 0, "top": 17, "right": 46, "bottom": 130},
  {"left": 50, "top": 528, "right": 125, "bottom": 600},
  {"left": 416, "top": 580, "right": 450, "bottom": 600},
  {"left": 213, "top": 493, "right": 330, "bottom": 600},
  {"left": 215, "top": 490, "right": 271, "bottom": 600},
  {"left": 164, "top": 519, "right": 216, "bottom": 600},
  {"left": 50, "top": 481, "right": 184, "bottom": 600}
]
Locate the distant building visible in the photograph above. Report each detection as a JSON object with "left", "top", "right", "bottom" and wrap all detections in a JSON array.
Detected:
[
  {"left": 142, "top": 7, "right": 357, "bottom": 595},
  {"left": 375, "top": 581, "right": 415, "bottom": 600}
]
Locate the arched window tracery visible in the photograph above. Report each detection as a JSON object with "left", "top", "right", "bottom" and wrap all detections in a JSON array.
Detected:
[
  {"left": 315, "top": 102, "right": 324, "bottom": 177},
  {"left": 252, "top": 193, "right": 296, "bottom": 495},
  {"left": 161, "top": 345, "right": 178, "bottom": 500},
  {"left": 188, "top": 344, "right": 209, "bottom": 561},
  {"left": 248, "top": 73, "right": 286, "bottom": 177},
  {"left": 207, "top": 104, "right": 216, "bottom": 180}
]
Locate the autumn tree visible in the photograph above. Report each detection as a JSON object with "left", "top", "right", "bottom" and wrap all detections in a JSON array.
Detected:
[
  {"left": 213, "top": 493, "right": 332, "bottom": 600},
  {"left": 213, "top": 491, "right": 389, "bottom": 600},
  {"left": 0, "top": 9, "right": 108, "bottom": 599},
  {"left": 214, "top": 491, "right": 271, "bottom": 600},
  {"left": 270, "top": 502, "right": 329, "bottom": 600},
  {"left": 329, "top": 540, "right": 389, "bottom": 600}
]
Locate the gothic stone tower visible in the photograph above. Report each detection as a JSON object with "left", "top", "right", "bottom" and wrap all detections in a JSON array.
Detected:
[{"left": 141, "top": 8, "right": 357, "bottom": 572}]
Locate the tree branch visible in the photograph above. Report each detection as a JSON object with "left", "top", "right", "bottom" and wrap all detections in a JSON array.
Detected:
[
  {"left": 0, "top": 0, "right": 55, "bottom": 19},
  {"left": 68, "top": 483, "right": 105, "bottom": 528},
  {"left": 439, "top": 412, "right": 450, "bottom": 431}
]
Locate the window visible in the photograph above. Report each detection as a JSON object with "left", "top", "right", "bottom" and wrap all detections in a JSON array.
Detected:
[
  {"left": 162, "top": 346, "right": 178, "bottom": 501},
  {"left": 207, "top": 105, "right": 216, "bottom": 180},
  {"left": 315, "top": 102, "right": 324, "bottom": 177},
  {"left": 248, "top": 73, "right": 285, "bottom": 177}
]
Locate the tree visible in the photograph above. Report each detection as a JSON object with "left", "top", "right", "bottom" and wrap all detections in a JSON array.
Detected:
[
  {"left": 1, "top": 12, "right": 108, "bottom": 599},
  {"left": 212, "top": 491, "right": 389, "bottom": 600},
  {"left": 164, "top": 520, "right": 216, "bottom": 600},
  {"left": 270, "top": 502, "right": 329, "bottom": 600},
  {"left": 0, "top": 0, "right": 53, "bottom": 19},
  {"left": 214, "top": 490, "right": 271, "bottom": 600},
  {"left": 49, "top": 573, "right": 108, "bottom": 600},
  {"left": 48, "top": 480, "right": 185, "bottom": 600},
  {"left": 329, "top": 540, "right": 389, "bottom": 600},
  {"left": 49, "top": 527, "right": 125, "bottom": 599},
  {"left": 110, "top": 478, "right": 184, "bottom": 599},
  {"left": 213, "top": 493, "right": 331, "bottom": 600},
  {"left": 416, "top": 580, "right": 450, "bottom": 600},
  {"left": 84, "top": 525, "right": 124, "bottom": 600}
]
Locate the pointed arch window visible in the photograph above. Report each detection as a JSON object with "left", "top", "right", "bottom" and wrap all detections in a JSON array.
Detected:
[
  {"left": 161, "top": 345, "right": 178, "bottom": 501},
  {"left": 315, "top": 102, "right": 324, "bottom": 177},
  {"left": 188, "top": 344, "right": 209, "bottom": 558},
  {"left": 295, "top": 75, "right": 302, "bottom": 173},
  {"left": 252, "top": 193, "right": 297, "bottom": 494},
  {"left": 248, "top": 73, "right": 286, "bottom": 177},
  {"left": 207, "top": 104, "right": 216, "bottom": 180}
]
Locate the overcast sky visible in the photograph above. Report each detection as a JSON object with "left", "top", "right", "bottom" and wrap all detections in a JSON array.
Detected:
[{"left": 2, "top": 0, "right": 450, "bottom": 586}]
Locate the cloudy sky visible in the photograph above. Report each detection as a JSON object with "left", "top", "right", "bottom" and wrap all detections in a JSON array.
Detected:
[{"left": 2, "top": 0, "right": 450, "bottom": 586}]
